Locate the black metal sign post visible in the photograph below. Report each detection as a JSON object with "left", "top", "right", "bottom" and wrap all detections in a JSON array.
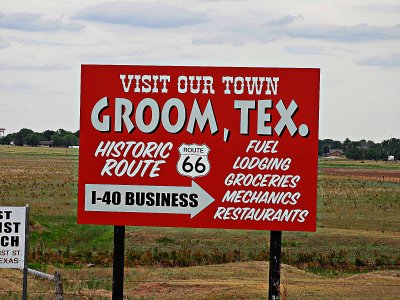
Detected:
[
  {"left": 112, "top": 226, "right": 125, "bottom": 300},
  {"left": 268, "top": 231, "right": 282, "bottom": 300}
]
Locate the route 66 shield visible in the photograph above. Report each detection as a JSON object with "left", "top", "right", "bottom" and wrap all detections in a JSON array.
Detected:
[{"left": 177, "top": 144, "right": 211, "bottom": 178}]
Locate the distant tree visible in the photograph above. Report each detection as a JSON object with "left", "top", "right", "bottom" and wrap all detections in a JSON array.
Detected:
[
  {"left": 319, "top": 139, "right": 344, "bottom": 156},
  {"left": 13, "top": 128, "right": 34, "bottom": 145},
  {"left": 14, "top": 134, "right": 24, "bottom": 146},
  {"left": 318, "top": 140, "right": 323, "bottom": 156},
  {"left": 37, "top": 133, "right": 46, "bottom": 141},
  {"left": 343, "top": 138, "right": 351, "bottom": 152},
  {"left": 319, "top": 139, "right": 329, "bottom": 156},
  {"left": 57, "top": 129, "right": 72, "bottom": 136},
  {"left": 367, "top": 140, "right": 376, "bottom": 148},
  {"left": 18, "top": 128, "right": 33, "bottom": 137},
  {"left": 51, "top": 134, "right": 65, "bottom": 147},
  {"left": 42, "top": 130, "right": 56, "bottom": 141},
  {"left": 26, "top": 133, "right": 40, "bottom": 146},
  {"left": 322, "top": 139, "right": 333, "bottom": 145},
  {"left": 383, "top": 138, "right": 400, "bottom": 160},
  {"left": 322, "top": 145, "right": 330, "bottom": 156},
  {"left": 345, "top": 147, "right": 362, "bottom": 160},
  {"left": 65, "top": 134, "right": 78, "bottom": 147},
  {"left": 365, "top": 148, "right": 378, "bottom": 160},
  {"left": 0, "top": 135, "right": 12, "bottom": 145},
  {"left": 331, "top": 140, "right": 343, "bottom": 149}
]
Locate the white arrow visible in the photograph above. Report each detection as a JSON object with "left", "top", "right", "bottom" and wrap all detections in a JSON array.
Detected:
[{"left": 84, "top": 181, "right": 214, "bottom": 218}]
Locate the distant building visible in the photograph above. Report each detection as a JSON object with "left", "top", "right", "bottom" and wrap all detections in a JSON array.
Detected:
[
  {"left": 327, "top": 149, "right": 345, "bottom": 159},
  {"left": 388, "top": 155, "right": 395, "bottom": 161},
  {"left": 0, "top": 128, "right": 5, "bottom": 137}
]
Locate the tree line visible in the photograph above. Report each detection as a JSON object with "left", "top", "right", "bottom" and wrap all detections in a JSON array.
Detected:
[
  {"left": 0, "top": 128, "right": 398, "bottom": 160},
  {"left": 319, "top": 138, "right": 399, "bottom": 160},
  {"left": 0, "top": 128, "right": 79, "bottom": 147}
]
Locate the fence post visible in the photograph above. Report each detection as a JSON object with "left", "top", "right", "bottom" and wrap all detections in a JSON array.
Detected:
[{"left": 54, "top": 271, "right": 63, "bottom": 300}]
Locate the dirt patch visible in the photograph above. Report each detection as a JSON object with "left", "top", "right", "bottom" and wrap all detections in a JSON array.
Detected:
[
  {"left": 0, "top": 278, "right": 21, "bottom": 295},
  {"left": 124, "top": 262, "right": 400, "bottom": 299},
  {"left": 2, "top": 262, "right": 399, "bottom": 299}
]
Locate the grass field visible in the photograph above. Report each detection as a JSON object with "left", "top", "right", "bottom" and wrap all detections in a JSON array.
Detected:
[
  {"left": 2, "top": 261, "right": 400, "bottom": 299},
  {"left": 1, "top": 146, "right": 399, "bottom": 299},
  {"left": 318, "top": 159, "right": 400, "bottom": 170}
]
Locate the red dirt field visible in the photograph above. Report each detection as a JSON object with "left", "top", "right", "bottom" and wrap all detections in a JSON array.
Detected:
[{"left": 320, "top": 167, "right": 400, "bottom": 182}]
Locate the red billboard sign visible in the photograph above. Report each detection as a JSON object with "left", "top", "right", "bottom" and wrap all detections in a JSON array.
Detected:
[{"left": 78, "top": 65, "right": 319, "bottom": 231}]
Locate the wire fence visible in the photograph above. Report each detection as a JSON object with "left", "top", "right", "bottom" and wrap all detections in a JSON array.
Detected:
[
  {"left": 2, "top": 275, "right": 399, "bottom": 299},
  {"left": 1, "top": 275, "right": 168, "bottom": 299},
  {"left": 0, "top": 269, "right": 61, "bottom": 300}
]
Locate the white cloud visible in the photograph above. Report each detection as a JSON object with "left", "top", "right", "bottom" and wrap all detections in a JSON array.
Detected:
[
  {"left": 266, "top": 15, "right": 304, "bottom": 26},
  {"left": 356, "top": 4, "right": 400, "bottom": 14},
  {"left": 193, "top": 15, "right": 400, "bottom": 46},
  {"left": 359, "top": 54, "right": 400, "bottom": 68},
  {"left": 193, "top": 20, "right": 400, "bottom": 44},
  {"left": 0, "top": 36, "right": 10, "bottom": 48},
  {"left": 284, "top": 46, "right": 324, "bottom": 56},
  {"left": 74, "top": 1, "right": 206, "bottom": 28},
  {"left": 0, "top": 12, "right": 83, "bottom": 32},
  {"left": 287, "top": 23, "right": 400, "bottom": 42},
  {"left": 0, "top": 63, "right": 70, "bottom": 71}
]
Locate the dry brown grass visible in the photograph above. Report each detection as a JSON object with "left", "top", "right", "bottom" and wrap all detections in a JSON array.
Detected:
[
  {"left": 0, "top": 146, "right": 77, "bottom": 217},
  {"left": 2, "top": 262, "right": 399, "bottom": 299}
]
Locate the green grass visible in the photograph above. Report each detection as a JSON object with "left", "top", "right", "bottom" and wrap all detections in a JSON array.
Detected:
[
  {"left": 319, "top": 158, "right": 400, "bottom": 170},
  {"left": 0, "top": 145, "right": 79, "bottom": 157}
]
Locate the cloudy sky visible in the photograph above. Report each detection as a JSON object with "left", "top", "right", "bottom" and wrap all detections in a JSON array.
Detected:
[{"left": 0, "top": 0, "right": 399, "bottom": 142}]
